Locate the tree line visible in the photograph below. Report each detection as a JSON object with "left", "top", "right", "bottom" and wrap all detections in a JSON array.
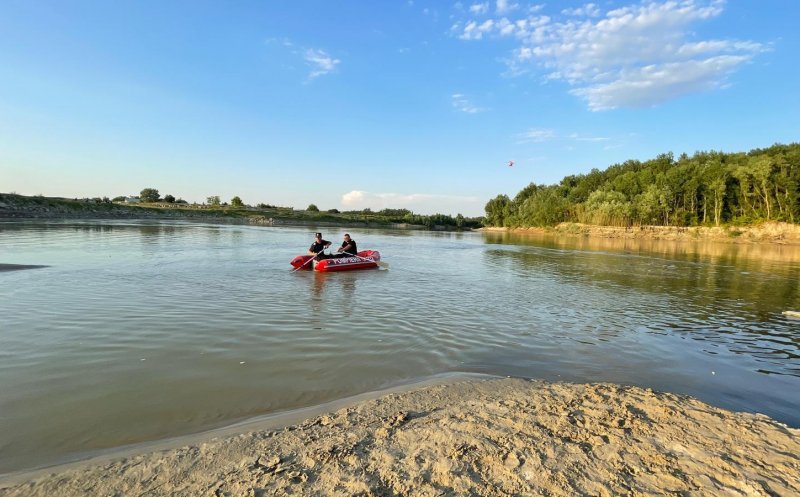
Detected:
[
  {"left": 485, "top": 143, "right": 800, "bottom": 228},
  {"left": 123, "top": 189, "right": 480, "bottom": 229}
]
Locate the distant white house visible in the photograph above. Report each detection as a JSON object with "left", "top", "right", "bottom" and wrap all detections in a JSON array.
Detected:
[{"left": 124, "top": 196, "right": 140, "bottom": 203}]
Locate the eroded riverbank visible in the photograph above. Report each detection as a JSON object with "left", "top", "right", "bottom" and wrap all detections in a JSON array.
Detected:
[{"left": 483, "top": 221, "right": 800, "bottom": 245}]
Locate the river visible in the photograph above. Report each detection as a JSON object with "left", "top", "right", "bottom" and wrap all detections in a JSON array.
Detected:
[{"left": 1, "top": 220, "right": 798, "bottom": 474}]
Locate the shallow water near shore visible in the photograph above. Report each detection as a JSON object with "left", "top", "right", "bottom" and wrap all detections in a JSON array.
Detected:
[{"left": 1, "top": 220, "right": 799, "bottom": 474}]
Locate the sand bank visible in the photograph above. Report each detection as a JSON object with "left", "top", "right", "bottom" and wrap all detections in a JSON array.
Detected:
[
  {"left": 483, "top": 221, "right": 800, "bottom": 245},
  {"left": 1, "top": 378, "right": 798, "bottom": 496}
]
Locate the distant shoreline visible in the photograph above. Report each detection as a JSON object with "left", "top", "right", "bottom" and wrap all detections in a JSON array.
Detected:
[{"left": 0, "top": 193, "right": 467, "bottom": 231}]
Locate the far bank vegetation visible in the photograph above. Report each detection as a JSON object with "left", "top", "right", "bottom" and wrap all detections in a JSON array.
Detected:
[{"left": 485, "top": 143, "right": 800, "bottom": 229}]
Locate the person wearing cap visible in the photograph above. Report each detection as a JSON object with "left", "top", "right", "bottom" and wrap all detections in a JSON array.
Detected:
[{"left": 308, "top": 232, "right": 332, "bottom": 259}]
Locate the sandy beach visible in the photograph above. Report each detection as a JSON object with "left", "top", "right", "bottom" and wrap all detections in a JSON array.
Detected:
[{"left": 1, "top": 378, "right": 797, "bottom": 496}]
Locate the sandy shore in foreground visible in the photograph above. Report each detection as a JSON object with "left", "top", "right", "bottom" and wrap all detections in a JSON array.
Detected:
[{"left": 1, "top": 378, "right": 798, "bottom": 496}]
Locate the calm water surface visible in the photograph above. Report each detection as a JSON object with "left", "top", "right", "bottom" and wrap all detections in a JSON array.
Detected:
[{"left": 1, "top": 220, "right": 799, "bottom": 474}]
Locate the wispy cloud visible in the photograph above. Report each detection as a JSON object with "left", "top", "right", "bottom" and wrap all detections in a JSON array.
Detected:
[
  {"left": 516, "top": 128, "right": 555, "bottom": 143},
  {"left": 459, "top": 19, "right": 496, "bottom": 40},
  {"left": 568, "top": 133, "right": 609, "bottom": 142},
  {"left": 469, "top": 2, "right": 489, "bottom": 15},
  {"left": 451, "top": 93, "right": 486, "bottom": 113},
  {"left": 266, "top": 38, "right": 341, "bottom": 80},
  {"left": 453, "top": 0, "right": 767, "bottom": 110},
  {"left": 495, "top": 0, "right": 518, "bottom": 15},
  {"left": 304, "top": 49, "right": 340, "bottom": 79},
  {"left": 561, "top": 3, "right": 601, "bottom": 17},
  {"left": 516, "top": 128, "right": 615, "bottom": 144}
]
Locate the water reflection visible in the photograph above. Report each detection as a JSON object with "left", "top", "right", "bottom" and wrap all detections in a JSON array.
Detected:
[
  {"left": 482, "top": 230, "right": 800, "bottom": 267},
  {"left": 307, "top": 271, "right": 359, "bottom": 318},
  {"left": 311, "top": 271, "right": 326, "bottom": 300},
  {"left": 481, "top": 233, "right": 800, "bottom": 380}
]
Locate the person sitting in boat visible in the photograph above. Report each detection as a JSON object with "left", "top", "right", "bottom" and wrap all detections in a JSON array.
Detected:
[
  {"left": 308, "top": 232, "right": 332, "bottom": 259},
  {"left": 334, "top": 233, "right": 358, "bottom": 258}
]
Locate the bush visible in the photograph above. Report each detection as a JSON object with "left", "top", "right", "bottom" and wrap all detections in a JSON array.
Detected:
[
  {"left": 140, "top": 188, "right": 160, "bottom": 203},
  {"left": 231, "top": 196, "right": 243, "bottom": 207},
  {"left": 307, "top": 204, "right": 319, "bottom": 212},
  {"left": 164, "top": 194, "right": 175, "bottom": 203}
]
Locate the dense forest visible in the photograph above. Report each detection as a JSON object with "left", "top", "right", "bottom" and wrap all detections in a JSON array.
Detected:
[{"left": 484, "top": 143, "right": 800, "bottom": 228}]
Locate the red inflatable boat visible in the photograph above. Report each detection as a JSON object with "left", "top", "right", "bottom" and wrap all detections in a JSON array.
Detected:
[{"left": 290, "top": 250, "right": 381, "bottom": 272}]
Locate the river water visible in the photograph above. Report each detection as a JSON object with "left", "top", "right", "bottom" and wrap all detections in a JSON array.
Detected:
[{"left": 1, "top": 220, "right": 798, "bottom": 474}]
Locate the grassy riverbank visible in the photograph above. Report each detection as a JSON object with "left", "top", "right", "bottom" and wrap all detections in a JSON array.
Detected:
[
  {"left": 0, "top": 193, "right": 480, "bottom": 230},
  {"left": 1, "top": 378, "right": 797, "bottom": 496}
]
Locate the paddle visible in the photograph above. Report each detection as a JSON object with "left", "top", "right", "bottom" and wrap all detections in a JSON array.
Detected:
[
  {"left": 343, "top": 251, "right": 389, "bottom": 268},
  {"left": 293, "top": 250, "right": 323, "bottom": 272}
]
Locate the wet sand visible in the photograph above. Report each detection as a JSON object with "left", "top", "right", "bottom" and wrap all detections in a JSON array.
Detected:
[{"left": 1, "top": 378, "right": 798, "bottom": 496}]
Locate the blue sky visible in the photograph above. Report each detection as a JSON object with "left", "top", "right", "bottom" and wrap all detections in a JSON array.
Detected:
[{"left": 1, "top": 0, "right": 798, "bottom": 216}]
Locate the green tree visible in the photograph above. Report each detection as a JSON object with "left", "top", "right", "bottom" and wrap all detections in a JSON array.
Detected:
[
  {"left": 307, "top": 204, "right": 319, "bottom": 212},
  {"left": 231, "top": 196, "right": 243, "bottom": 207},
  {"left": 517, "top": 187, "right": 569, "bottom": 226},
  {"left": 488, "top": 143, "right": 800, "bottom": 229},
  {"left": 140, "top": 188, "right": 160, "bottom": 203},
  {"left": 164, "top": 194, "right": 175, "bottom": 203},
  {"left": 749, "top": 155, "right": 775, "bottom": 220},
  {"left": 207, "top": 196, "right": 221, "bottom": 206},
  {"left": 484, "top": 194, "right": 511, "bottom": 227},
  {"left": 584, "top": 190, "right": 631, "bottom": 226}
]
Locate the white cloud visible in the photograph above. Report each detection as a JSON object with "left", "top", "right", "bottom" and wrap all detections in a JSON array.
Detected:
[
  {"left": 451, "top": 93, "right": 486, "bottom": 113},
  {"left": 570, "top": 55, "right": 751, "bottom": 110},
  {"left": 561, "top": 3, "right": 601, "bottom": 17},
  {"left": 516, "top": 128, "right": 618, "bottom": 145},
  {"left": 469, "top": 2, "right": 489, "bottom": 15},
  {"left": 568, "top": 133, "right": 610, "bottom": 142},
  {"left": 496, "top": 0, "right": 518, "bottom": 15},
  {"left": 516, "top": 128, "right": 555, "bottom": 143},
  {"left": 341, "top": 190, "right": 365, "bottom": 206},
  {"left": 454, "top": 0, "right": 766, "bottom": 110},
  {"left": 460, "top": 19, "right": 496, "bottom": 40},
  {"left": 304, "top": 48, "right": 340, "bottom": 79},
  {"left": 340, "top": 190, "right": 481, "bottom": 215}
]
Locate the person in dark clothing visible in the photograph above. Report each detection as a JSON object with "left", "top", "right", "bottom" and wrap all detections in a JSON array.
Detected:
[
  {"left": 334, "top": 233, "right": 358, "bottom": 258},
  {"left": 308, "top": 232, "right": 332, "bottom": 259}
]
